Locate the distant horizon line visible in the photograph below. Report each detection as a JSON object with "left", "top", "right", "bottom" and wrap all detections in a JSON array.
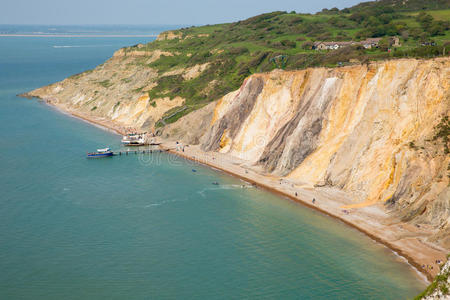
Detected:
[
  {"left": 0, "top": 34, "right": 160, "bottom": 38},
  {"left": 0, "top": 23, "right": 198, "bottom": 27}
]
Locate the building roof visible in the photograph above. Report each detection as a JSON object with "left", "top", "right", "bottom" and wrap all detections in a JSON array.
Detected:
[
  {"left": 362, "top": 38, "right": 382, "bottom": 44},
  {"left": 313, "top": 41, "right": 354, "bottom": 46}
]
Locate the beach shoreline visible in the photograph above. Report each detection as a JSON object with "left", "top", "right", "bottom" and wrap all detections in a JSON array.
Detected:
[
  {"left": 27, "top": 95, "right": 448, "bottom": 283},
  {"left": 159, "top": 142, "right": 443, "bottom": 283}
]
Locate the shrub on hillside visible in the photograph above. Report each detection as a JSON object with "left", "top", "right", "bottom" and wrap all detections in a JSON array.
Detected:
[{"left": 302, "top": 41, "right": 314, "bottom": 50}]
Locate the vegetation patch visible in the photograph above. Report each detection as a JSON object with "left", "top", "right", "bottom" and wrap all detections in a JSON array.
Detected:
[
  {"left": 113, "top": 101, "right": 121, "bottom": 111},
  {"left": 133, "top": 87, "right": 145, "bottom": 93},
  {"left": 97, "top": 80, "right": 113, "bottom": 88},
  {"left": 120, "top": 0, "right": 450, "bottom": 125},
  {"left": 415, "top": 267, "right": 450, "bottom": 299},
  {"left": 433, "top": 115, "right": 450, "bottom": 154}
]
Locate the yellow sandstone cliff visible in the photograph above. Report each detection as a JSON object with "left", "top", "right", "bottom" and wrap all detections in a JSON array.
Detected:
[
  {"left": 196, "top": 58, "right": 449, "bottom": 247},
  {"left": 26, "top": 56, "right": 450, "bottom": 248}
]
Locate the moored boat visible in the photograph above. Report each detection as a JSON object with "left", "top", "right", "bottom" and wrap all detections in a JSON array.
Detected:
[
  {"left": 122, "top": 132, "right": 148, "bottom": 146},
  {"left": 87, "top": 148, "right": 113, "bottom": 158}
]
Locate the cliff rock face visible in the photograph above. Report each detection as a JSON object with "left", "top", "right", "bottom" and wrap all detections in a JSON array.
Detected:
[
  {"left": 161, "top": 101, "right": 217, "bottom": 145},
  {"left": 25, "top": 49, "right": 207, "bottom": 132},
  {"left": 199, "top": 58, "right": 449, "bottom": 246},
  {"left": 25, "top": 55, "right": 449, "bottom": 247}
]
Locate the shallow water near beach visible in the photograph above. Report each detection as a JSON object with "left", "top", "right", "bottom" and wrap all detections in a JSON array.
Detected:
[{"left": 0, "top": 28, "right": 426, "bottom": 299}]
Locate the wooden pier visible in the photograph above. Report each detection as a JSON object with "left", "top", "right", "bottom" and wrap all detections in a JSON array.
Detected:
[
  {"left": 87, "top": 143, "right": 173, "bottom": 158},
  {"left": 112, "top": 148, "right": 167, "bottom": 156}
]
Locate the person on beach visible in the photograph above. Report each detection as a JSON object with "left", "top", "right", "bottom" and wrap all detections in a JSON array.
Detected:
[
  {"left": 295, "top": 192, "right": 298, "bottom": 197},
  {"left": 312, "top": 198, "right": 316, "bottom": 204}
]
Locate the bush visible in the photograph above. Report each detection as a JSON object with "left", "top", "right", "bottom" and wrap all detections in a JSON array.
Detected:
[
  {"left": 410, "top": 27, "right": 423, "bottom": 40},
  {"left": 272, "top": 39, "right": 296, "bottom": 49},
  {"left": 302, "top": 41, "right": 314, "bottom": 50},
  {"left": 378, "top": 37, "right": 390, "bottom": 51},
  {"left": 97, "top": 80, "right": 113, "bottom": 88},
  {"left": 237, "top": 65, "right": 251, "bottom": 76},
  {"left": 317, "top": 32, "right": 333, "bottom": 41},
  {"left": 248, "top": 52, "right": 270, "bottom": 69},
  {"left": 393, "top": 45, "right": 445, "bottom": 59},
  {"left": 227, "top": 47, "right": 249, "bottom": 55},
  {"left": 280, "top": 39, "right": 296, "bottom": 48},
  {"left": 287, "top": 16, "right": 303, "bottom": 25}
]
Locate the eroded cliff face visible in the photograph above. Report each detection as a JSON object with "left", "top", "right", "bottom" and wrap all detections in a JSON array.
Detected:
[
  {"left": 24, "top": 49, "right": 207, "bottom": 132},
  {"left": 25, "top": 54, "right": 449, "bottom": 247},
  {"left": 198, "top": 58, "right": 449, "bottom": 246}
]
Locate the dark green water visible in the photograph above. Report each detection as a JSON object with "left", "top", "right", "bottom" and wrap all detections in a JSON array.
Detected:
[{"left": 0, "top": 30, "right": 425, "bottom": 299}]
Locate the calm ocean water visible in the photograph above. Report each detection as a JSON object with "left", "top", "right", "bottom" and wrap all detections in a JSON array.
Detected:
[{"left": 0, "top": 27, "right": 425, "bottom": 299}]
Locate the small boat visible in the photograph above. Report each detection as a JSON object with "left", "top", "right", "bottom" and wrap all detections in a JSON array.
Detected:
[
  {"left": 122, "top": 133, "right": 147, "bottom": 146},
  {"left": 87, "top": 147, "right": 113, "bottom": 158}
]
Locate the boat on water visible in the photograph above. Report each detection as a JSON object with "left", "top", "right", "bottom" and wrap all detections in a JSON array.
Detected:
[
  {"left": 87, "top": 148, "right": 113, "bottom": 158},
  {"left": 122, "top": 132, "right": 148, "bottom": 146}
]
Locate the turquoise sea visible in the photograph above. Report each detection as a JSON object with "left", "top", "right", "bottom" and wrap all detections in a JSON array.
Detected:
[{"left": 0, "top": 27, "right": 426, "bottom": 299}]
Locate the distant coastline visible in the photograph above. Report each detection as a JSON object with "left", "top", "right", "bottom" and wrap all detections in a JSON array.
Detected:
[{"left": 0, "top": 34, "right": 158, "bottom": 37}]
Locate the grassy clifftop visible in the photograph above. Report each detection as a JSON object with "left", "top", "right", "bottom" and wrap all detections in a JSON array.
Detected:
[
  {"left": 118, "top": 0, "right": 449, "bottom": 125},
  {"left": 35, "top": 0, "right": 448, "bottom": 128}
]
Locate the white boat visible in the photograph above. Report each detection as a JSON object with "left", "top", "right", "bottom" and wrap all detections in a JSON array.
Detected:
[{"left": 122, "top": 133, "right": 147, "bottom": 146}]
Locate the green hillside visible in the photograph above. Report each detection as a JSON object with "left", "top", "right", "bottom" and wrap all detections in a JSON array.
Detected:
[{"left": 120, "top": 0, "right": 450, "bottom": 126}]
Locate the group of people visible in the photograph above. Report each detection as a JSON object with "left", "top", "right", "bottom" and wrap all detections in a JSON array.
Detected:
[
  {"left": 175, "top": 141, "right": 187, "bottom": 152},
  {"left": 422, "top": 260, "right": 443, "bottom": 271}
]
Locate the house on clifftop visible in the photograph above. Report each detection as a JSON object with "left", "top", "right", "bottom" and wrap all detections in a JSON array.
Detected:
[
  {"left": 360, "top": 38, "right": 382, "bottom": 49},
  {"left": 313, "top": 41, "right": 355, "bottom": 50},
  {"left": 313, "top": 37, "right": 389, "bottom": 50}
]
